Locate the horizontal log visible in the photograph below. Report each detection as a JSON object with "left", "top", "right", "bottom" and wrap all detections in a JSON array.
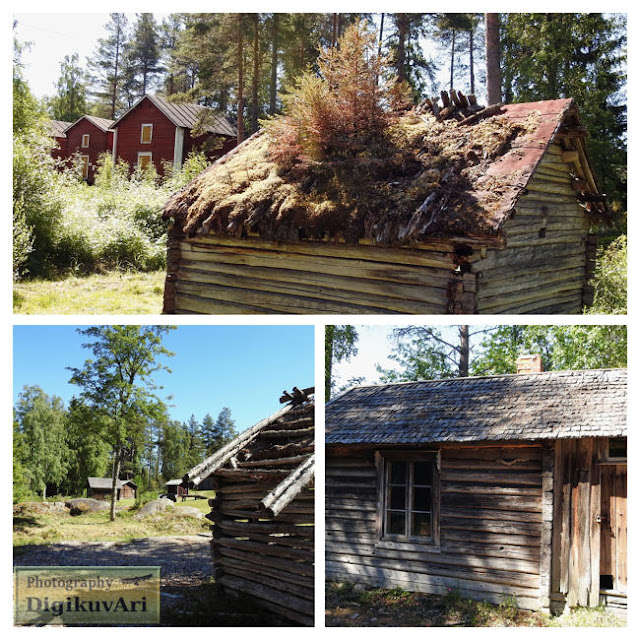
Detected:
[
  {"left": 325, "top": 467, "right": 376, "bottom": 478},
  {"left": 221, "top": 555, "right": 314, "bottom": 590},
  {"left": 175, "top": 268, "right": 448, "bottom": 315},
  {"left": 218, "top": 575, "right": 313, "bottom": 625},
  {"left": 260, "top": 426, "right": 315, "bottom": 439},
  {"left": 479, "top": 290, "right": 583, "bottom": 315},
  {"left": 180, "top": 243, "right": 456, "bottom": 290},
  {"left": 441, "top": 470, "right": 542, "bottom": 486},
  {"left": 443, "top": 529, "right": 540, "bottom": 547},
  {"left": 223, "top": 565, "right": 314, "bottom": 601},
  {"left": 325, "top": 560, "right": 541, "bottom": 600},
  {"left": 216, "top": 519, "right": 314, "bottom": 538},
  {"left": 329, "top": 550, "right": 541, "bottom": 586},
  {"left": 443, "top": 493, "right": 541, "bottom": 512},
  {"left": 442, "top": 516, "right": 541, "bottom": 537},
  {"left": 237, "top": 453, "right": 310, "bottom": 468},
  {"left": 218, "top": 546, "right": 314, "bottom": 577},
  {"left": 189, "top": 234, "right": 457, "bottom": 268}
]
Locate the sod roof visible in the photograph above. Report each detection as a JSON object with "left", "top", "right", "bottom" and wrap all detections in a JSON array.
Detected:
[{"left": 164, "top": 98, "right": 599, "bottom": 245}]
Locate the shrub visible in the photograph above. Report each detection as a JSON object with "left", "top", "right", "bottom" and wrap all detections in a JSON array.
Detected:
[
  {"left": 588, "top": 234, "right": 627, "bottom": 314},
  {"left": 266, "top": 21, "right": 393, "bottom": 164}
]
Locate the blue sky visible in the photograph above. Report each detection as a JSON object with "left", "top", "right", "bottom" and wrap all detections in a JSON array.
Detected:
[{"left": 13, "top": 324, "right": 314, "bottom": 430}]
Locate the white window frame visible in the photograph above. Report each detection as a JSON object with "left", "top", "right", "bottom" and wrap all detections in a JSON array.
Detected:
[
  {"left": 140, "top": 123, "right": 153, "bottom": 144},
  {"left": 81, "top": 134, "right": 90, "bottom": 148},
  {"left": 137, "top": 151, "right": 153, "bottom": 171}
]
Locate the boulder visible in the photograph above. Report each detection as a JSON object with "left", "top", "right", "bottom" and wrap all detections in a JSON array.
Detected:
[
  {"left": 14, "top": 501, "right": 69, "bottom": 515},
  {"left": 65, "top": 498, "right": 110, "bottom": 516},
  {"left": 133, "top": 498, "right": 175, "bottom": 520},
  {"left": 174, "top": 506, "right": 204, "bottom": 519}
]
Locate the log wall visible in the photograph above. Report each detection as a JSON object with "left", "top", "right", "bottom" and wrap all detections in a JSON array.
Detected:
[
  {"left": 163, "top": 142, "right": 593, "bottom": 315},
  {"left": 473, "top": 143, "right": 592, "bottom": 314},
  {"left": 326, "top": 444, "right": 547, "bottom": 610},
  {"left": 209, "top": 402, "right": 314, "bottom": 625},
  {"left": 164, "top": 234, "right": 465, "bottom": 314}
]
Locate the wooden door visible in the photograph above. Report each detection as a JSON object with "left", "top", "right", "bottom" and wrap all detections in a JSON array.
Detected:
[{"left": 600, "top": 464, "right": 627, "bottom": 593}]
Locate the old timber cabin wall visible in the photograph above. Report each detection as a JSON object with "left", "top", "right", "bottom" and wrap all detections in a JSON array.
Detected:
[
  {"left": 472, "top": 140, "right": 594, "bottom": 314},
  {"left": 326, "top": 443, "right": 549, "bottom": 610},
  {"left": 162, "top": 97, "right": 607, "bottom": 315},
  {"left": 164, "top": 233, "right": 467, "bottom": 314},
  {"left": 204, "top": 389, "right": 315, "bottom": 625}
]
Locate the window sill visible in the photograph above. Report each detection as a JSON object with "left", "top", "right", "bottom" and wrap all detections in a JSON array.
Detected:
[{"left": 375, "top": 539, "right": 441, "bottom": 553}]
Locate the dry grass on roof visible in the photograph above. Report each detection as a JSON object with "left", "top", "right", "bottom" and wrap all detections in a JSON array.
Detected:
[{"left": 164, "top": 109, "right": 541, "bottom": 245}]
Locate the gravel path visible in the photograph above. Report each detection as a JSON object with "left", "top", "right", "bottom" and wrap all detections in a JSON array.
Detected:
[{"left": 14, "top": 534, "right": 213, "bottom": 588}]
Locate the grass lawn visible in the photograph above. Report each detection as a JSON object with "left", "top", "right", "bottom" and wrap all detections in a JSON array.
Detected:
[
  {"left": 13, "top": 270, "right": 165, "bottom": 315},
  {"left": 325, "top": 581, "right": 626, "bottom": 627},
  {"left": 13, "top": 495, "right": 213, "bottom": 547}
]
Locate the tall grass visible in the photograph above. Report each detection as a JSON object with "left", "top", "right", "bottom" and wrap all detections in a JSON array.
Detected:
[{"left": 14, "top": 142, "right": 208, "bottom": 280}]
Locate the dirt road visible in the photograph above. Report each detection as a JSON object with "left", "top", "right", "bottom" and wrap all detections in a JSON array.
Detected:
[{"left": 13, "top": 534, "right": 284, "bottom": 625}]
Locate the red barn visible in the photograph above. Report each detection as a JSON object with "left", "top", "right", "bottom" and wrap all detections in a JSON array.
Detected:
[
  {"left": 110, "top": 94, "right": 237, "bottom": 176},
  {"left": 64, "top": 115, "right": 114, "bottom": 183},
  {"left": 46, "top": 119, "right": 72, "bottom": 161}
]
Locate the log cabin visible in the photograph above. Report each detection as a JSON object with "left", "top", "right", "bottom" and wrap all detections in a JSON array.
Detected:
[
  {"left": 325, "top": 361, "right": 627, "bottom": 614},
  {"left": 109, "top": 94, "right": 237, "bottom": 176},
  {"left": 162, "top": 95, "right": 609, "bottom": 315},
  {"left": 63, "top": 115, "right": 114, "bottom": 183},
  {"left": 86, "top": 477, "right": 137, "bottom": 501},
  {"left": 183, "top": 387, "right": 315, "bottom": 625}
]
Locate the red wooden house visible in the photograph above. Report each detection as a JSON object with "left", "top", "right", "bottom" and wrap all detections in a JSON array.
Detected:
[
  {"left": 110, "top": 94, "right": 237, "bottom": 175},
  {"left": 64, "top": 115, "right": 114, "bottom": 183},
  {"left": 46, "top": 119, "right": 72, "bottom": 161}
]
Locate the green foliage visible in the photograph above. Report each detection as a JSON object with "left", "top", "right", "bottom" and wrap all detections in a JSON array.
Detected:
[
  {"left": 587, "top": 235, "right": 627, "bottom": 314},
  {"left": 48, "top": 53, "right": 87, "bottom": 122},
  {"left": 325, "top": 325, "right": 359, "bottom": 399},
  {"left": 379, "top": 325, "right": 626, "bottom": 384},
  {"left": 472, "top": 325, "right": 627, "bottom": 375},
  {"left": 201, "top": 409, "right": 237, "bottom": 456},
  {"left": 13, "top": 419, "right": 33, "bottom": 503},
  {"left": 501, "top": 13, "right": 627, "bottom": 215},
  {"left": 15, "top": 386, "right": 69, "bottom": 500}
]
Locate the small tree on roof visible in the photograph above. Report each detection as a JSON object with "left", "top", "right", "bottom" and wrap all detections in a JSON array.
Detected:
[{"left": 267, "top": 20, "right": 396, "bottom": 163}]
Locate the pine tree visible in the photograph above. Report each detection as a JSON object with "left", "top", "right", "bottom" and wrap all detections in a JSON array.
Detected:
[
  {"left": 87, "top": 13, "right": 129, "bottom": 118},
  {"left": 128, "top": 13, "right": 162, "bottom": 95}
]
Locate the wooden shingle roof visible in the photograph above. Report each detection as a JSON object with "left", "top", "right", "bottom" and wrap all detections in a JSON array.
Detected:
[{"left": 326, "top": 369, "right": 627, "bottom": 445}]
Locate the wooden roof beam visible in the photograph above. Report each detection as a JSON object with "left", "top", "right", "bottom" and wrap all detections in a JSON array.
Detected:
[{"left": 260, "top": 454, "right": 316, "bottom": 518}]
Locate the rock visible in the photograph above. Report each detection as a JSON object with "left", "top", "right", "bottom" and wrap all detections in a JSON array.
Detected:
[
  {"left": 65, "top": 498, "right": 110, "bottom": 516},
  {"left": 133, "top": 498, "right": 175, "bottom": 520},
  {"left": 14, "top": 502, "right": 69, "bottom": 515},
  {"left": 173, "top": 506, "right": 204, "bottom": 519}
]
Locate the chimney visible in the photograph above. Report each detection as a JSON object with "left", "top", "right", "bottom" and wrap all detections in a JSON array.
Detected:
[{"left": 516, "top": 354, "right": 543, "bottom": 374}]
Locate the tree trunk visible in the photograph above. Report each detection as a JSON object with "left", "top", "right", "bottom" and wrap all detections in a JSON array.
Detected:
[
  {"left": 42, "top": 484, "right": 47, "bottom": 501},
  {"left": 485, "top": 13, "right": 501, "bottom": 104},
  {"left": 469, "top": 28, "right": 475, "bottom": 94},
  {"left": 325, "top": 327, "right": 334, "bottom": 402},
  {"left": 269, "top": 14, "right": 279, "bottom": 115},
  {"left": 251, "top": 14, "right": 260, "bottom": 134},
  {"left": 449, "top": 30, "right": 456, "bottom": 90},
  {"left": 396, "top": 14, "right": 407, "bottom": 84},
  {"left": 459, "top": 325, "right": 470, "bottom": 377},
  {"left": 110, "top": 452, "right": 120, "bottom": 522},
  {"left": 237, "top": 15, "right": 245, "bottom": 144}
]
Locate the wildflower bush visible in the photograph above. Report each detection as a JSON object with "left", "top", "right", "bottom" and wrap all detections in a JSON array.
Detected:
[{"left": 13, "top": 131, "right": 209, "bottom": 280}]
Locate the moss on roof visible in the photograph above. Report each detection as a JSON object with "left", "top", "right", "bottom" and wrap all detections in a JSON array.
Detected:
[{"left": 164, "top": 102, "right": 572, "bottom": 245}]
